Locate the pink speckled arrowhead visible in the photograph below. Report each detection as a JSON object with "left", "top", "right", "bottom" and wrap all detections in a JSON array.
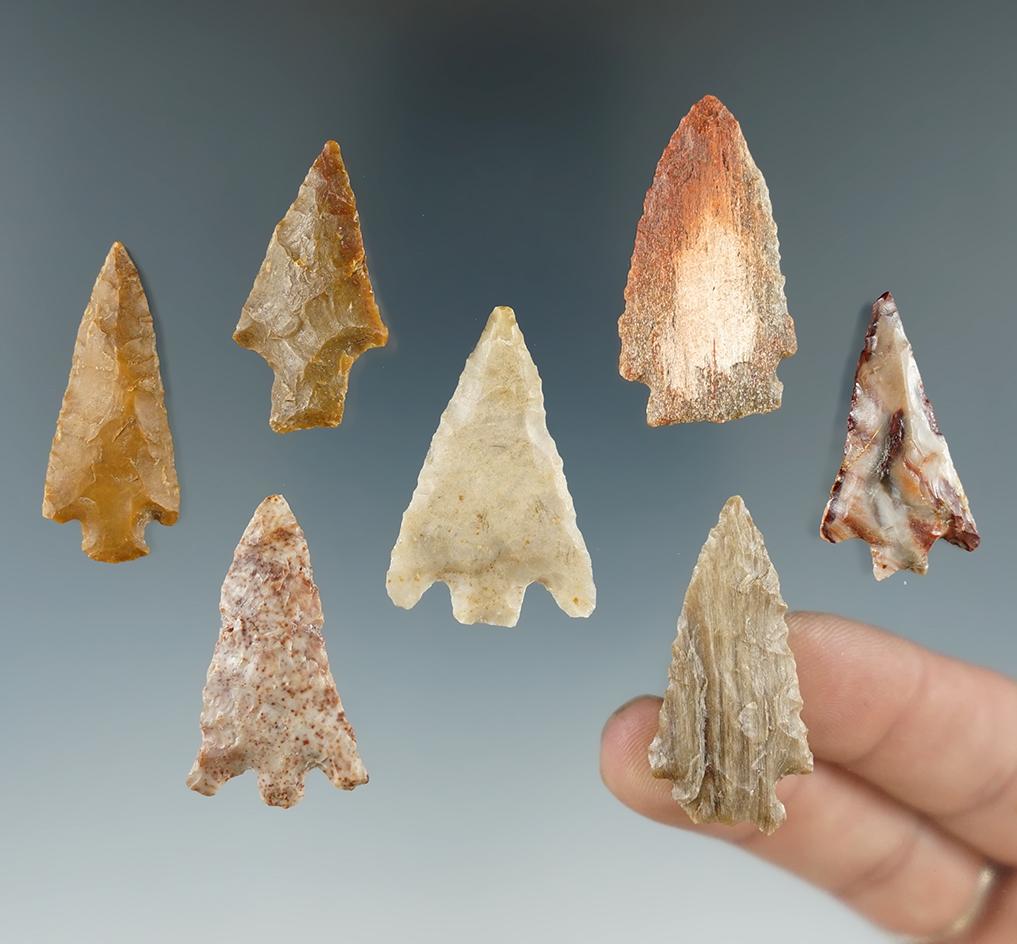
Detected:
[{"left": 187, "top": 495, "right": 367, "bottom": 807}]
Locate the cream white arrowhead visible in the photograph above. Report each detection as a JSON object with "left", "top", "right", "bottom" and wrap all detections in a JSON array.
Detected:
[{"left": 387, "top": 307, "right": 595, "bottom": 628}]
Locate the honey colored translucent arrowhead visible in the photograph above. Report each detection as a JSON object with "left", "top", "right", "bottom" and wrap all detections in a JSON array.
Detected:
[
  {"left": 619, "top": 95, "right": 796, "bottom": 425},
  {"left": 821, "top": 293, "right": 979, "bottom": 580},
  {"left": 187, "top": 495, "right": 368, "bottom": 808},
  {"left": 649, "top": 496, "right": 812, "bottom": 834},
  {"left": 234, "top": 141, "right": 388, "bottom": 433},
  {"left": 42, "top": 242, "right": 179, "bottom": 562},
  {"left": 387, "top": 307, "right": 595, "bottom": 628}
]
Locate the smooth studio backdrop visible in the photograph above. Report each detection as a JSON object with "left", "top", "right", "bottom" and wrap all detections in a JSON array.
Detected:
[{"left": 1, "top": 2, "right": 1014, "bottom": 942}]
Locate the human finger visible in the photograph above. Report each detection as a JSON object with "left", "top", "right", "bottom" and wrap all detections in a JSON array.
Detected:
[
  {"left": 601, "top": 695, "right": 988, "bottom": 939},
  {"left": 787, "top": 612, "right": 1017, "bottom": 865}
]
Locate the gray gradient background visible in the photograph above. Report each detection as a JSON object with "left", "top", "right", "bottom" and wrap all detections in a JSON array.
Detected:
[{"left": 1, "top": 2, "right": 1014, "bottom": 941}]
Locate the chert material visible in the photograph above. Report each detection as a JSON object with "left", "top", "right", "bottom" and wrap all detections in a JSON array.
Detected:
[
  {"left": 234, "top": 140, "right": 388, "bottom": 433},
  {"left": 619, "top": 95, "right": 796, "bottom": 425},
  {"left": 387, "top": 306, "right": 595, "bottom": 628},
  {"left": 649, "top": 496, "right": 813, "bottom": 834},
  {"left": 821, "top": 292, "right": 979, "bottom": 580},
  {"left": 187, "top": 495, "right": 367, "bottom": 808},
  {"left": 42, "top": 242, "right": 179, "bottom": 562}
]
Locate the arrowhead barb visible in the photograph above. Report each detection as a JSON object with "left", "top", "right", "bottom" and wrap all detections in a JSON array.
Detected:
[
  {"left": 42, "top": 242, "right": 179, "bottom": 562},
  {"left": 619, "top": 95, "right": 796, "bottom": 425},
  {"left": 820, "top": 293, "right": 979, "bottom": 579},
  {"left": 235, "top": 140, "right": 389, "bottom": 433},
  {"left": 386, "top": 307, "right": 596, "bottom": 628},
  {"left": 187, "top": 495, "right": 368, "bottom": 807}
]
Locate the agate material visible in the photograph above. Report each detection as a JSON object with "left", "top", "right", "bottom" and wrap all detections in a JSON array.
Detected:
[
  {"left": 42, "top": 242, "right": 179, "bottom": 562},
  {"left": 649, "top": 496, "right": 813, "bottom": 834},
  {"left": 234, "top": 141, "right": 388, "bottom": 433},
  {"left": 387, "top": 306, "right": 595, "bottom": 628},
  {"left": 188, "top": 495, "right": 368, "bottom": 807},
  {"left": 821, "top": 292, "right": 979, "bottom": 580},
  {"left": 619, "top": 95, "right": 796, "bottom": 425}
]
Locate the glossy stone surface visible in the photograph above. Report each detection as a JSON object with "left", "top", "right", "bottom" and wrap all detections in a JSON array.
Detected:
[
  {"left": 42, "top": 242, "right": 179, "bottom": 562},
  {"left": 821, "top": 292, "right": 979, "bottom": 579},
  {"left": 619, "top": 95, "right": 796, "bottom": 425},
  {"left": 235, "top": 141, "right": 388, "bottom": 433},
  {"left": 187, "top": 495, "right": 368, "bottom": 808},
  {"left": 387, "top": 307, "right": 595, "bottom": 627},
  {"left": 649, "top": 496, "right": 812, "bottom": 834}
]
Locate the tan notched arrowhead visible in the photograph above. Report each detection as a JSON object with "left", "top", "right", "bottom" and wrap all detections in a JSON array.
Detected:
[
  {"left": 387, "top": 307, "right": 595, "bottom": 628},
  {"left": 234, "top": 140, "right": 388, "bottom": 433},
  {"left": 821, "top": 292, "right": 979, "bottom": 580},
  {"left": 619, "top": 95, "right": 796, "bottom": 425},
  {"left": 649, "top": 496, "right": 812, "bottom": 834},
  {"left": 188, "top": 495, "right": 368, "bottom": 808},
  {"left": 42, "top": 242, "right": 179, "bottom": 562}
]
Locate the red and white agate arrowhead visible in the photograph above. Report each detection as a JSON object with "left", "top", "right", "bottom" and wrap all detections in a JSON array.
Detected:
[
  {"left": 187, "top": 495, "right": 368, "bottom": 807},
  {"left": 821, "top": 293, "right": 979, "bottom": 580},
  {"left": 619, "top": 95, "right": 796, "bottom": 425}
]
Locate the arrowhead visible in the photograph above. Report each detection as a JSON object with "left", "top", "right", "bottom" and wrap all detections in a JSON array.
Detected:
[
  {"left": 188, "top": 495, "right": 368, "bottom": 807},
  {"left": 619, "top": 95, "right": 796, "bottom": 425},
  {"left": 387, "top": 307, "right": 596, "bottom": 627},
  {"left": 42, "top": 242, "right": 179, "bottom": 562},
  {"left": 234, "top": 141, "right": 389, "bottom": 433},
  {"left": 821, "top": 294, "right": 979, "bottom": 579},
  {"left": 649, "top": 496, "right": 812, "bottom": 834}
]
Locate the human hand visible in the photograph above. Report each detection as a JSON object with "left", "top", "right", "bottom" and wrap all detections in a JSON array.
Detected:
[{"left": 600, "top": 612, "right": 1016, "bottom": 942}]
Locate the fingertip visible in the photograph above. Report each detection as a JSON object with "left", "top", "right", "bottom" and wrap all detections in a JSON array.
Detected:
[
  {"left": 600, "top": 695, "right": 661, "bottom": 746},
  {"left": 600, "top": 694, "right": 759, "bottom": 840},
  {"left": 599, "top": 695, "right": 675, "bottom": 811}
]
